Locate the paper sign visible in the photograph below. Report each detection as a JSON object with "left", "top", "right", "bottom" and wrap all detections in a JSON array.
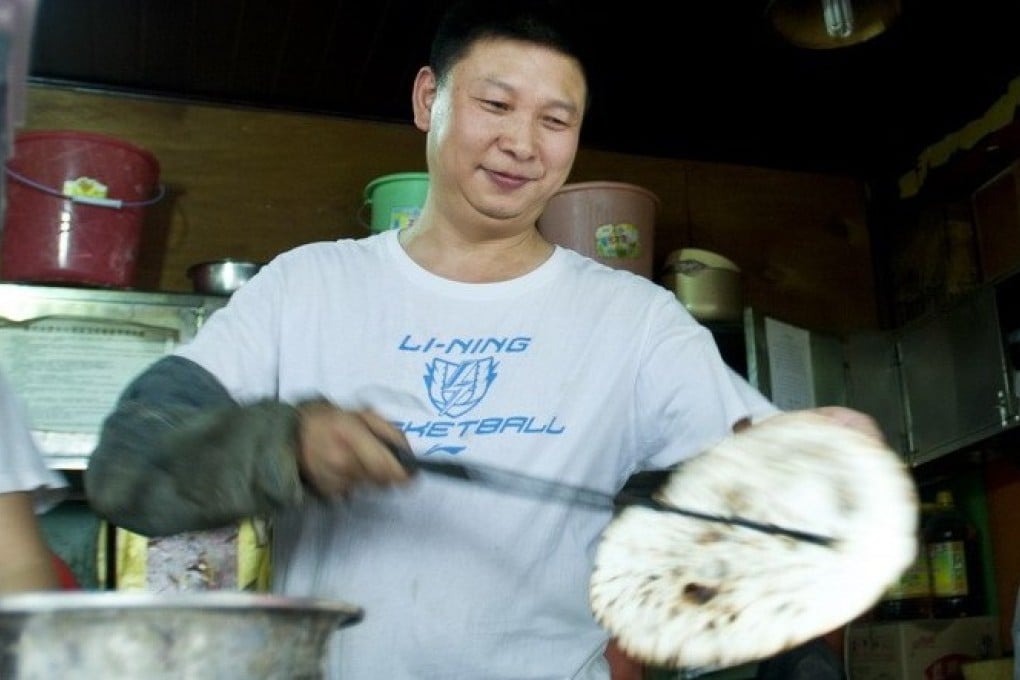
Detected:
[{"left": 764, "top": 316, "right": 816, "bottom": 410}]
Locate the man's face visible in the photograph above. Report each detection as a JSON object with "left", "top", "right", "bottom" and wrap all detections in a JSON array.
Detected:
[{"left": 417, "top": 37, "right": 587, "bottom": 235}]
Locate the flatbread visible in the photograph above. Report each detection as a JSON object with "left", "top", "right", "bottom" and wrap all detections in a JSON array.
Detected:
[{"left": 589, "top": 411, "right": 918, "bottom": 671}]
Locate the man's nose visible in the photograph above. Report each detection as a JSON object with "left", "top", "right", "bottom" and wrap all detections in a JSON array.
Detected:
[{"left": 497, "top": 115, "right": 538, "bottom": 158}]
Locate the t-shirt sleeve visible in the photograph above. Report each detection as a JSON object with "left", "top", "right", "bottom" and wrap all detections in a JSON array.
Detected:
[
  {"left": 0, "top": 370, "right": 68, "bottom": 512},
  {"left": 634, "top": 296, "right": 779, "bottom": 471},
  {"left": 175, "top": 257, "right": 285, "bottom": 402}
]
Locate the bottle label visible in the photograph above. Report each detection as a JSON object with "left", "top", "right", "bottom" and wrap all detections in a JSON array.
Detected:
[
  {"left": 884, "top": 558, "right": 931, "bottom": 599},
  {"left": 929, "top": 540, "right": 969, "bottom": 597}
]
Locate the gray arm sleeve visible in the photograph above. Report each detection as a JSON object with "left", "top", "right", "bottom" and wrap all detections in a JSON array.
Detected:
[{"left": 85, "top": 355, "right": 307, "bottom": 537}]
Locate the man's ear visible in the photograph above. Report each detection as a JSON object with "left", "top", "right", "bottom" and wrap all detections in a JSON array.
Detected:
[{"left": 412, "top": 66, "right": 438, "bottom": 132}]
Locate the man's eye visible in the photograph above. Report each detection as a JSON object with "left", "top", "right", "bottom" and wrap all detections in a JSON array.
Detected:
[
  {"left": 543, "top": 116, "right": 570, "bottom": 129},
  {"left": 480, "top": 99, "right": 510, "bottom": 111}
]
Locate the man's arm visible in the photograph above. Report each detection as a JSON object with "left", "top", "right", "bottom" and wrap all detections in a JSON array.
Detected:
[{"left": 85, "top": 356, "right": 307, "bottom": 536}]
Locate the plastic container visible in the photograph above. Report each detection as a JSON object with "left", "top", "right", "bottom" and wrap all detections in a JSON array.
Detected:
[
  {"left": 660, "top": 248, "right": 743, "bottom": 322},
  {"left": 925, "top": 490, "right": 985, "bottom": 618},
  {"left": 537, "top": 181, "right": 659, "bottom": 278},
  {"left": 362, "top": 172, "right": 429, "bottom": 233},
  {"left": 0, "top": 130, "right": 162, "bottom": 288}
]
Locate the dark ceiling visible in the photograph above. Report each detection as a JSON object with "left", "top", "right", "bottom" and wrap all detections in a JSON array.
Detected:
[{"left": 24, "top": 0, "right": 1020, "bottom": 179}]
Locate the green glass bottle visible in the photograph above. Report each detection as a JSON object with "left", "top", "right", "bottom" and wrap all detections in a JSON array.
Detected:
[
  {"left": 925, "top": 490, "right": 984, "bottom": 618},
  {"left": 876, "top": 503, "right": 933, "bottom": 620}
]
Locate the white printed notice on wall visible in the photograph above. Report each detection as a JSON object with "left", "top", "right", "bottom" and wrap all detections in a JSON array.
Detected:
[
  {"left": 0, "top": 317, "right": 177, "bottom": 463},
  {"left": 764, "top": 316, "right": 816, "bottom": 411}
]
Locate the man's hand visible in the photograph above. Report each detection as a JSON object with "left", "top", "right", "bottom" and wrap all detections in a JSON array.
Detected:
[
  {"left": 296, "top": 401, "right": 412, "bottom": 498},
  {"left": 809, "top": 405, "right": 886, "bottom": 443}
]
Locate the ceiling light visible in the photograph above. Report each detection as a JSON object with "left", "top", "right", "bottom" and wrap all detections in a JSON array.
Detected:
[{"left": 766, "top": 0, "right": 902, "bottom": 49}]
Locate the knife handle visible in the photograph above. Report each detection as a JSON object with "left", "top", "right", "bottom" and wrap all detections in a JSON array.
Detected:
[{"left": 384, "top": 440, "right": 420, "bottom": 474}]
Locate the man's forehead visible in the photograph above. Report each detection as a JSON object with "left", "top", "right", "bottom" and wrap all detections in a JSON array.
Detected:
[{"left": 451, "top": 38, "right": 586, "bottom": 91}]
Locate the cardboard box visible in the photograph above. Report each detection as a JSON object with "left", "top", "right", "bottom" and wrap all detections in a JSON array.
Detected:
[{"left": 849, "top": 617, "right": 1001, "bottom": 680}]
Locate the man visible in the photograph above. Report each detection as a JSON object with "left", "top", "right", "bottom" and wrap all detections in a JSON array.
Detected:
[{"left": 86, "top": 1, "right": 878, "bottom": 677}]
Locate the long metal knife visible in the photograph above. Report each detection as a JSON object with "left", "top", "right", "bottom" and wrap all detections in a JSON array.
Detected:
[{"left": 388, "top": 445, "right": 834, "bottom": 547}]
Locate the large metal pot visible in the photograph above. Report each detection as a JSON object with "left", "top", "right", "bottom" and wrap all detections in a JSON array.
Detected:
[{"left": 0, "top": 591, "right": 363, "bottom": 679}]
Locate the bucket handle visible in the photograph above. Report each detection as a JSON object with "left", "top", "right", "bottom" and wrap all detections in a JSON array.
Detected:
[
  {"left": 357, "top": 199, "right": 373, "bottom": 232},
  {"left": 4, "top": 165, "right": 166, "bottom": 208}
]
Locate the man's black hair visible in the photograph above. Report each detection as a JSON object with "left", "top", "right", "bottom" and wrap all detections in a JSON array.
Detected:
[{"left": 429, "top": 0, "right": 589, "bottom": 91}]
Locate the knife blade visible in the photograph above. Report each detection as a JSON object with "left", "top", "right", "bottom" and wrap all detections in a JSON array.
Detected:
[{"left": 387, "top": 443, "right": 834, "bottom": 547}]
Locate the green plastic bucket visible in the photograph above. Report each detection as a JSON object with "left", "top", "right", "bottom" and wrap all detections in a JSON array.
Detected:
[{"left": 362, "top": 172, "right": 429, "bottom": 233}]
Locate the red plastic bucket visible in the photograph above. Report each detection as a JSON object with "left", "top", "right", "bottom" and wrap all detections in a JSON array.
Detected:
[{"left": 0, "top": 130, "right": 162, "bottom": 288}]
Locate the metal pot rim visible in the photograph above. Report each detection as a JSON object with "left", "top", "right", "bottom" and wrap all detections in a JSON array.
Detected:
[{"left": 0, "top": 590, "right": 363, "bottom": 622}]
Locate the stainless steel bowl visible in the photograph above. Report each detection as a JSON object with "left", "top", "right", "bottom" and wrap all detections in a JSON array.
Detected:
[
  {"left": 187, "top": 259, "right": 263, "bottom": 295},
  {"left": 0, "top": 590, "right": 363, "bottom": 679}
]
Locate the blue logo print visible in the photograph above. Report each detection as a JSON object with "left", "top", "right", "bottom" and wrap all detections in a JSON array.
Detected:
[{"left": 424, "top": 357, "right": 498, "bottom": 417}]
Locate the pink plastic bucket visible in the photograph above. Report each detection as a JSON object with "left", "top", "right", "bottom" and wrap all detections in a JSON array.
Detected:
[
  {"left": 537, "top": 181, "right": 660, "bottom": 278},
  {"left": 0, "top": 130, "right": 162, "bottom": 288}
]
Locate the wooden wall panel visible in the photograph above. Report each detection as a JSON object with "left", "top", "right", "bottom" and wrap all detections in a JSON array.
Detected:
[
  {"left": 15, "top": 84, "right": 877, "bottom": 333},
  {"left": 973, "top": 163, "right": 1020, "bottom": 283},
  {"left": 684, "top": 161, "right": 874, "bottom": 333},
  {"left": 561, "top": 149, "right": 878, "bottom": 332}
]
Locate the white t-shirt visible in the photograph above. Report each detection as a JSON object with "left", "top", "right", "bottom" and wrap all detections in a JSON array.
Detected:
[
  {"left": 177, "top": 229, "right": 778, "bottom": 680},
  {"left": 0, "top": 370, "right": 67, "bottom": 511}
]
